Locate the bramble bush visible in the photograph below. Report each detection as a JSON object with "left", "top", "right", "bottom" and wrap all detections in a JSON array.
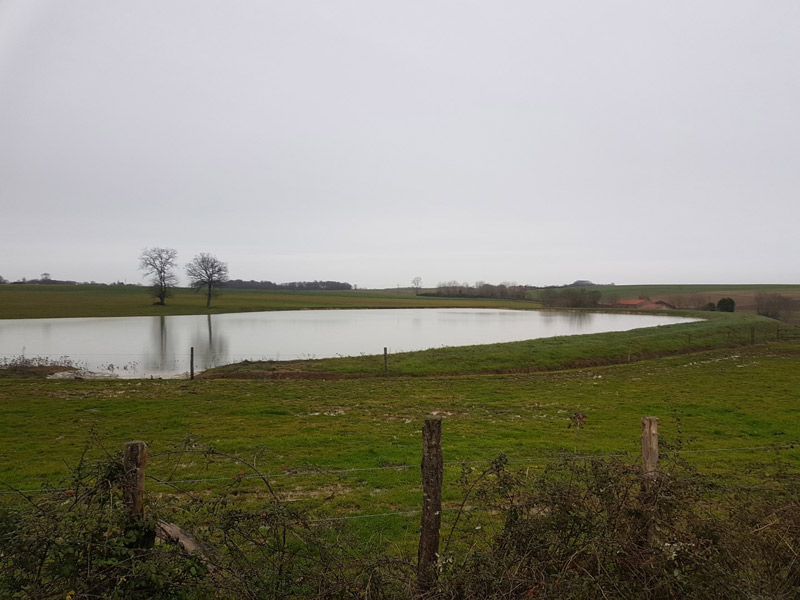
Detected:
[
  {"left": 1, "top": 445, "right": 798, "bottom": 599},
  {"left": 435, "top": 454, "right": 800, "bottom": 599},
  {"left": 0, "top": 450, "right": 210, "bottom": 599}
]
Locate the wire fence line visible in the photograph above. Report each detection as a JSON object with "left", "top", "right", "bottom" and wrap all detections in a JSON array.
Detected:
[
  {"left": 145, "top": 442, "right": 796, "bottom": 487},
  {"left": 2, "top": 442, "right": 796, "bottom": 497},
  {"left": 227, "top": 475, "right": 800, "bottom": 525},
  {"left": 1, "top": 488, "right": 795, "bottom": 527}
]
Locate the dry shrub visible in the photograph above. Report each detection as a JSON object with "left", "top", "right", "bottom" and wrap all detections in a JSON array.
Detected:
[{"left": 434, "top": 456, "right": 800, "bottom": 600}]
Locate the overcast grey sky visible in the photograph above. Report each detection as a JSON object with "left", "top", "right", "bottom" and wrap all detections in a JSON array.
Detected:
[{"left": 1, "top": 1, "right": 798, "bottom": 288}]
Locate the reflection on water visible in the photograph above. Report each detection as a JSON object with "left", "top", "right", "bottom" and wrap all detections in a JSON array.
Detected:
[
  {"left": 0, "top": 309, "right": 698, "bottom": 378},
  {"left": 539, "top": 310, "right": 593, "bottom": 328},
  {"left": 191, "top": 314, "right": 228, "bottom": 370}
]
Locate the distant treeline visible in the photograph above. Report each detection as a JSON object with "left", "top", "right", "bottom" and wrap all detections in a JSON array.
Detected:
[
  {"left": 3, "top": 278, "right": 139, "bottom": 286},
  {"left": 0, "top": 277, "right": 353, "bottom": 290},
  {"left": 8, "top": 278, "right": 77, "bottom": 285},
  {"left": 537, "top": 287, "right": 602, "bottom": 308},
  {"left": 424, "top": 281, "right": 529, "bottom": 300},
  {"left": 755, "top": 293, "right": 799, "bottom": 321},
  {"left": 424, "top": 279, "right": 608, "bottom": 303},
  {"left": 426, "top": 283, "right": 602, "bottom": 307},
  {"left": 225, "top": 279, "right": 353, "bottom": 291}
]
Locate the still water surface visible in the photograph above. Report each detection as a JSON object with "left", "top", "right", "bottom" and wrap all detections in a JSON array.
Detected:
[{"left": 0, "top": 309, "right": 698, "bottom": 378}]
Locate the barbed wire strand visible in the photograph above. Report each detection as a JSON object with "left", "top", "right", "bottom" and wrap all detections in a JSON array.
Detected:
[{"left": 2, "top": 443, "right": 796, "bottom": 495}]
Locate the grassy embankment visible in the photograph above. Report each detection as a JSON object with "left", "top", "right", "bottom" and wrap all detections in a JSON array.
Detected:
[{"left": 202, "top": 311, "right": 783, "bottom": 378}]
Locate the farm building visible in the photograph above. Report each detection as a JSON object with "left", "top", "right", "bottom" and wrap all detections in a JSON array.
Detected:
[{"left": 614, "top": 299, "right": 649, "bottom": 309}]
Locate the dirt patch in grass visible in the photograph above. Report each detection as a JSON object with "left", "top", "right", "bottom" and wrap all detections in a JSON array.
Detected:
[{"left": 281, "top": 483, "right": 352, "bottom": 502}]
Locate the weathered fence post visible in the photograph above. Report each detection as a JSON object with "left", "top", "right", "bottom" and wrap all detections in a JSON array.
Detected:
[
  {"left": 641, "top": 417, "right": 659, "bottom": 544},
  {"left": 418, "top": 417, "right": 443, "bottom": 594},
  {"left": 123, "top": 441, "right": 148, "bottom": 518},
  {"left": 384, "top": 347, "right": 388, "bottom": 375},
  {"left": 190, "top": 346, "right": 195, "bottom": 380},
  {"left": 641, "top": 417, "right": 659, "bottom": 479}
]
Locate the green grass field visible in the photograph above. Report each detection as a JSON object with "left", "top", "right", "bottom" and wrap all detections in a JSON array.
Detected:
[
  {"left": 1, "top": 284, "right": 799, "bottom": 544},
  {"left": 2, "top": 335, "right": 799, "bottom": 528},
  {"left": 0, "top": 284, "right": 536, "bottom": 319},
  {"left": 2, "top": 282, "right": 798, "bottom": 319},
  {"left": 588, "top": 282, "right": 800, "bottom": 298}
]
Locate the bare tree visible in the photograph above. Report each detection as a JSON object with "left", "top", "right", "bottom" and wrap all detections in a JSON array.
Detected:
[
  {"left": 186, "top": 253, "right": 229, "bottom": 308},
  {"left": 412, "top": 276, "right": 422, "bottom": 295},
  {"left": 139, "top": 247, "right": 179, "bottom": 305}
]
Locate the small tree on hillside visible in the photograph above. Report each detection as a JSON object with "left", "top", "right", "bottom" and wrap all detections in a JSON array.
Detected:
[
  {"left": 139, "top": 247, "right": 179, "bottom": 305},
  {"left": 717, "top": 297, "right": 735, "bottom": 313},
  {"left": 186, "top": 253, "right": 229, "bottom": 308}
]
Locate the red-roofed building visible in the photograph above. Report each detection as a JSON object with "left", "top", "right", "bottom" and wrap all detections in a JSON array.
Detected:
[{"left": 615, "top": 299, "right": 648, "bottom": 309}]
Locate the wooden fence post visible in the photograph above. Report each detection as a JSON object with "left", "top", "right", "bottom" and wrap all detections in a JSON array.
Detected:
[
  {"left": 418, "top": 417, "right": 443, "bottom": 594},
  {"left": 384, "top": 347, "right": 388, "bottom": 375},
  {"left": 641, "top": 417, "right": 659, "bottom": 479},
  {"left": 123, "top": 441, "right": 148, "bottom": 518},
  {"left": 641, "top": 417, "right": 659, "bottom": 544},
  {"left": 190, "top": 347, "right": 195, "bottom": 380}
]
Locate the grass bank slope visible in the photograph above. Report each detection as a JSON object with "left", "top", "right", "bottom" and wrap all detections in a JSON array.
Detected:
[{"left": 202, "top": 312, "right": 786, "bottom": 378}]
